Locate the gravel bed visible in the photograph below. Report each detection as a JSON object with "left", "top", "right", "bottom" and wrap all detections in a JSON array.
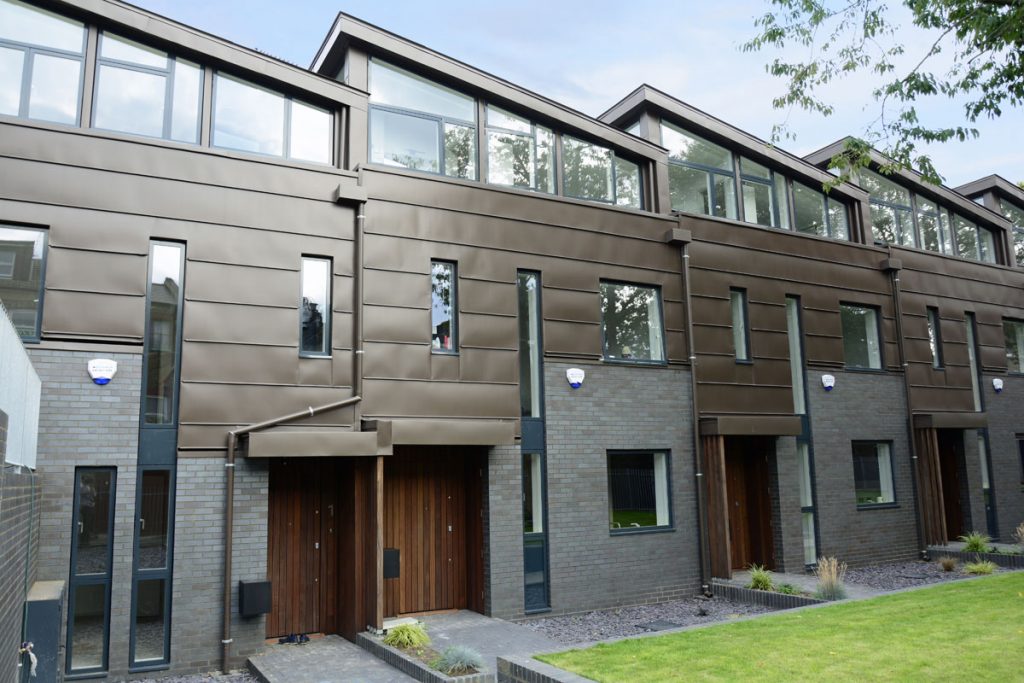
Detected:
[
  {"left": 844, "top": 559, "right": 997, "bottom": 591},
  {"left": 136, "top": 671, "right": 257, "bottom": 683},
  {"left": 520, "top": 596, "right": 774, "bottom": 645}
]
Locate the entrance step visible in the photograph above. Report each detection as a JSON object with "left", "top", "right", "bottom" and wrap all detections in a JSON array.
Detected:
[{"left": 248, "top": 634, "right": 415, "bottom": 683}]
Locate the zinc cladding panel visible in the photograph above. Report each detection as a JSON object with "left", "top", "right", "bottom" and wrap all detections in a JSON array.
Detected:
[
  {"left": 184, "top": 301, "right": 296, "bottom": 346},
  {"left": 44, "top": 248, "right": 147, "bottom": 296},
  {"left": 459, "top": 348, "right": 517, "bottom": 383},
  {"left": 178, "top": 383, "right": 356, "bottom": 425},
  {"left": 543, "top": 319, "right": 602, "bottom": 359},
  {"left": 180, "top": 342, "right": 302, "bottom": 385},
  {"left": 698, "top": 383, "right": 795, "bottom": 415},
  {"left": 184, "top": 228, "right": 353, "bottom": 272},
  {"left": 363, "top": 306, "right": 430, "bottom": 345},
  {"left": 363, "top": 270, "right": 428, "bottom": 308},
  {"left": 42, "top": 290, "right": 145, "bottom": 340},
  {"left": 362, "top": 342, "right": 431, "bottom": 381},
  {"left": 460, "top": 279, "right": 516, "bottom": 317},
  {"left": 460, "top": 313, "right": 518, "bottom": 350},
  {"left": 186, "top": 261, "right": 298, "bottom": 308},
  {"left": 362, "top": 379, "right": 517, "bottom": 419},
  {"left": 542, "top": 287, "right": 600, "bottom": 324}
]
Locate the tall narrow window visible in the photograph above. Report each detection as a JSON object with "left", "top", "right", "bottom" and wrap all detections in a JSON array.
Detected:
[
  {"left": 927, "top": 307, "right": 944, "bottom": 369},
  {"left": 523, "top": 452, "right": 549, "bottom": 611},
  {"left": 0, "top": 224, "right": 46, "bottom": 340},
  {"left": 144, "top": 243, "right": 184, "bottom": 425},
  {"left": 977, "top": 434, "right": 997, "bottom": 537},
  {"left": 300, "top": 257, "right": 331, "bottom": 356},
  {"left": 600, "top": 282, "right": 665, "bottom": 363},
  {"left": 786, "top": 296, "right": 806, "bottom": 414},
  {"left": 129, "top": 468, "right": 174, "bottom": 669},
  {"left": 67, "top": 468, "right": 116, "bottom": 676},
  {"left": 518, "top": 271, "right": 542, "bottom": 417},
  {"left": 431, "top": 261, "right": 457, "bottom": 352},
  {"left": 840, "top": 304, "right": 882, "bottom": 369},
  {"left": 1005, "top": 319, "right": 1024, "bottom": 373},
  {"left": 966, "top": 312, "right": 982, "bottom": 411},
  {"left": 797, "top": 442, "right": 817, "bottom": 564},
  {"left": 852, "top": 442, "right": 895, "bottom": 506},
  {"left": 730, "top": 288, "right": 749, "bottom": 362},
  {"left": 607, "top": 451, "right": 671, "bottom": 531}
]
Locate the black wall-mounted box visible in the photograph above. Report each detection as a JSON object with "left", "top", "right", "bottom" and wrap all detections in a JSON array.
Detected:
[
  {"left": 239, "top": 580, "right": 271, "bottom": 617},
  {"left": 384, "top": 548, "right": 400, "bottom": 579}
]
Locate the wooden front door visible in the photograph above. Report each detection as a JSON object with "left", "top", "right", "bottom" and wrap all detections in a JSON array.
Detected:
[
  {"left": 937, "top": 431, "right": 964, "bottom": 541},
  {"left": 266, "top": 458, "right": 340, "bottom": 638},
  {"left": 725, "top": 439, "right": 775, "bottom": 571},
  {"left": 383, "top": 448, "right": 483, "bottom": 617}
]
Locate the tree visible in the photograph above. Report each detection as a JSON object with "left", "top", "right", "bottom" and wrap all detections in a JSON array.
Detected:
[{"left": 743, "top": 0, "right": 1024, "bottom": 184}]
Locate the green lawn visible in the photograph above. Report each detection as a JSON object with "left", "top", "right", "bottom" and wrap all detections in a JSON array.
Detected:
[{"left": 538, "top": 572, "right": 1024, "bottom": 682}]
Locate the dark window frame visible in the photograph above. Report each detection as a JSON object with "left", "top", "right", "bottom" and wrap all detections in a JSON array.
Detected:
[
  {"left": 484, "top": 105, "right": 556, "bottom": 195},
  {"left": 299, "top": 255, "right": 333, "bottom": 358},
  {"left": 851, "top": 440, "right": 898, "bottom": 509},
  {"left": 522, "top": 450, "right": 551, "bottom": 613},
  {"left": 140, "top": 240, "right": 185, "bottom": 429},
  {"left": 599, "top": 279, "right": 667, "bottom": 366},
  {"left": 430, "top": 259, "right": 459, "bottom": 354},
  {"left": 559, "top": 133, "right": 643, "bottom": 209},
  {"left": 517, "top": 270, "right": 544, "bottom": 419},
  {"left": 738, "top": 159, "right": 785, "bottom": 229},
  {"left": 730, "top": 287, "right": 751, "bottom": 363},
  {"left": 606, "top": 449, "right": 674, "bottom": 535},
  {"left": 0, "top": 223, "right": 48, "bottom": 342},
  {"left": 839, "top": 302, "right": 885, "bottom": 371},
  {"left": 1003, "top": 317, "right": 1024, "bottom": 375}
]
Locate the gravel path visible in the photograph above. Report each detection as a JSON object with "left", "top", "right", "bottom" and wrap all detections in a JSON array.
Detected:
[
  {"left": 520, "top": 596, "right": 774, "bottom": 645},
  {"left": 136, "top": 671, "right": 257, "bottom": 683},
  {"left": 844, "top": 559, "right": 997, "bottom": 591}
]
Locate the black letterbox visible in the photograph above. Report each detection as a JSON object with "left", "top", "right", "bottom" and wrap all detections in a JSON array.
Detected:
[
  {"left": 239, "top": 580, "right": 272, "bottom": 617},
  {"left": 384, "top": 548, "right": 400, "bottom": 579}
]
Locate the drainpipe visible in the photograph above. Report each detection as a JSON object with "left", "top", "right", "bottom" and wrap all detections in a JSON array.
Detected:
[
  {"left": 667, "top": 223, "right": 711, "bottom": 595},
  {"left": 352, "top": 201, "right": 366, "bottom": 424},
  {"left": 884, "top": 250, "right": 927, "bottom": 559}
]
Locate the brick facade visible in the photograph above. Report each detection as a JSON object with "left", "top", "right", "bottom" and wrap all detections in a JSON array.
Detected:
[
  {"left": 0, "top": 467, "right": 40, "bottom": 681},
  {"left": 983, "top": 375, "right": 1024, "bottom": 541}
]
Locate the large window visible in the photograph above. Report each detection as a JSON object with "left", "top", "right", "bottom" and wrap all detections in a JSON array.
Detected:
[
  {"left": 0, "top": 224, "right": 46, "bottom": 340},
  {"left": 927, "top": 307, "right": 944, "bottom": 369},
  {"left": 730, "top": 288, "right": 749, "bottom": 362},
  {"left": 0, "top": 0, "right": 85, "bottom": 125},
  {"left": 213, "top": 73, "right": 332, "bottom": 164},
  {"left": 369, "top": 59, "right": 475, "bottom": 179},
  {"left": 1005, "top": 319, "right": 1024, "bottom": 374},
  {"left": 431, "top": 260, "right": 457, "bottom": 353},
  {"left": 840, "top": 304, "right": 882, "bottom": 369},
  {"left": 852, "top": 442, "right": 895, "bottom": 506},
  {"left": 999, "top": 198, "right": 1024, "bottom": 266},
  {"left": 861, "top": 169, "right": 915, "bottom": 247},
  {"left": 561, "top": 135, "right": 641, "bottom": 208},
  {"left": 486, "top": 106, "right": 553, "bottom": 193},
  {"left": 143, "top": 242, "right": 184, "bottom": 425},
  {"left": 662, "top": 122, "right": 736, "bottom": 219},
  {"left": 792, "top": 182, "right": 849, "bottom": 240},
  {"left": 600, "top": 281, "right": 665, "bottom": 363},
  {"left": 608, "top": 451, "right": 671, "bottom": 532},
  {"left": 93, "top": 32, "right": 202, "bottom": 143},
  {"left": 300, "top": 257, "right": 331, "bottom": 357}
]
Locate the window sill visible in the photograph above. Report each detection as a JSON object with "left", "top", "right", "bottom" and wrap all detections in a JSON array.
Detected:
[
  {"left": 856, "top": 503, "right": 899, "bottom": 511},
  {"left": 299, "top": 353, "right": 332, "bottom": 359},
  {"left": 735, "top": 358, "right": 753, "bottom": 365},
  {"left": 601, "top": 358, "right": 668, "bottom": 367},
  {"left": 610, "top": 525, "right": 674, "bottom": 536},
  {"left": 524, "top": 606, "right": 552, "bottom": 616},
  {"left": 129, "top": 663, "right": 170, "bottom": 674},
  {"left": 431, "top": 350, "right": 459, "bottom": 356},
  {"left": 65, "top": 672, "right": 109, "bottom": 681},
  {"left": 842, "top": 366, "right": 888, "bottom": 374}
]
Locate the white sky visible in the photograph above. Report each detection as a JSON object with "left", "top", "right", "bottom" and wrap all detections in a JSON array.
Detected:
[{"left": 130, "top": 0, "right": 1024, "bottom": 187}]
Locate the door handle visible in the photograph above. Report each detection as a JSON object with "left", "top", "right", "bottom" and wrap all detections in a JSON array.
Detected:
[{"left": 139, "top": 518, "right": 146, "bottom": 530}]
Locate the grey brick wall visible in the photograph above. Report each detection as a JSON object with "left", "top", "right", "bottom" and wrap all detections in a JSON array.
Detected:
[
  {"left": 774, "top": 436, "right": 806, "bottom": 572},
  {"left": 486, "top": 444, "right": 524, "bottom": 619},
  {"left": 806, "top": 370, "right": 918, "bottom": 566},
  {"left": 0, "top": 467, "right": 40, "bottom": 682},
  {"left": 529, "top": 361, "right": 699, "bottom": 618},
  {"left": 983, "top": 375, "right": 1023, "bottom": 541}
]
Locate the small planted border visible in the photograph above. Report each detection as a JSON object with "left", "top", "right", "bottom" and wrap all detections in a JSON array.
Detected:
[
  {"left": 928, "top": 547, "right": 1024, "bottom": 569},
  {"left": 497, "top": 654, "right": 593, "bottom": 683},
  {"left": 356, "top": 632, "right": 491, "bottom": 683},
  {"left": 711, "top": 580, "right": 825, "bottom": 609}
]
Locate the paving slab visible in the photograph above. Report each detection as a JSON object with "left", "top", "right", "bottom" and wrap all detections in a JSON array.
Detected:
[
  {"left": 419, "top": 610, "right": 562, "bottom": 674},
  {"left": 248, "top": 634, "right": 415, "bottom": 683}
]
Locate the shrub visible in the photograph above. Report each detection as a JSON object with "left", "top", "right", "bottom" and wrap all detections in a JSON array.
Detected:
[
  {"left": 1014, "top": 521, "right": 1024, "bottom": 549},
  {"left": 814, "top": 556, "right": 848, "bottom": 601},
  {"left": 432, "top": 645, "right": 484, "bottom": 676},
  {"left": 775, "top": 583, "right": 799, "bottom": 595},
  {"left": 746, "top": 564, "right": 774, "bottom": 591},
  {"left": 963, "top": 560, "right": 997, "bottom": 575},
  {"left": 959, "top": 531, "right": 992, "bottom": 553},
  {"left": 383, "top": 623, "right": 430, "bottom": 650},
  {"left": 938, "top": 556, "right": 957, "bottom": 572}
]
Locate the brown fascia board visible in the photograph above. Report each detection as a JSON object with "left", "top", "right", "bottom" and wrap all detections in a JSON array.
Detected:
[
  {"left": 309, "top": 13, "right": 665, "bottom": 162},
  {"left": 956, "top": 174, "right": 1024, "bottom": 210},
  {"left": 806, "top": 137, "right": 1014, "bottom": 233},
  {"left": 59, "top": 0, "right": 367, "bottom": 108},
  {"left": 601, "top": 85, "right": 868, "bottom": 203}
]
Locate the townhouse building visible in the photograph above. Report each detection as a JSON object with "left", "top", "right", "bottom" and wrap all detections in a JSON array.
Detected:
[{"left": 0, "top": 0, "right": 1020, "bottom": 678}]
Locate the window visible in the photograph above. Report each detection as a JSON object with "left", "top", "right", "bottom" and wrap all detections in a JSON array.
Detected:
[
  {"left": 518, "top": 271, "right": 542, "bottom": 418},
  {"left": 861, "top": 169, "right": 915, "bottom": 246},
  {"left": 600, "top": 282, "right": 665, "bottom": 363},
  {"left": 129, "top": 468, "right": 174, "bottom": 669},
  {"left": 67, "top": 468, "right": 116, "bottom": 675},
  {"left": 966, "top": 312, "right": 982, "bottom": 411},
  {"left": 786, "top": 296, "right": 806, "bottom": 414},
  {"left": 369, "top": 59, "right": 475, "bottom": 179},
  {"left": 1004, "top": 319, "right": 1024, "bottom": 374},
  {"left": 730, "top": 288, "right": 749, "bottom": 361},
  {"left": 607, "top": 451, "right": 670, "bottom": 531},
  {"left": 93, "top": 32, "right": 202, "bottom": 143},
  {"left": 927, "top": 307, "right": 944, "bottom": 369},
  {"left": 300, "top": 257, "right": 331, "bottom": 356},
  {"left": 999, "top": 199, "right": 1024, "bottom": 266},
  {"left": 840, "top": 304, "right": 882, "bottom": 369},
  {"left": 662, "top": 122, "right": 736, "bottom": 219},
  {"left": 143, "top": 242, "right": 184, "bottom": 425},
  {"left": 523, "top": 452, "right": 549, "bottom": 611},
  {"left": 561, "top": 135, "right": 641, "bottom": 208},
  {"left": 486, "top": 106, "right": 553, "bottom": 193},
  {"left": 213, "top": 73, "right": 332, "bottom": 164},
  {"left": 797, "top": 442, "right": 817, "bottom": 563},
  {"left": 0, "top": 225, "right": 45, "bottom": 340},
  {"left": 0, "top": 0, "right": 86, "bottom": 125},
  {"left": 431, "top": 260, "right": 457, "bottom": 352},
  {"left": 916, "top": 198, "right": 954, "bottom": 255},
  {"left": 852, "top": 442, "right": 895, "bottom": 506},
  {"left": 793, "top": 182, "right": 849, "bottom": 240},
  {"left": 739, "top": 157, "right": 785, "bottom": 228}
]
